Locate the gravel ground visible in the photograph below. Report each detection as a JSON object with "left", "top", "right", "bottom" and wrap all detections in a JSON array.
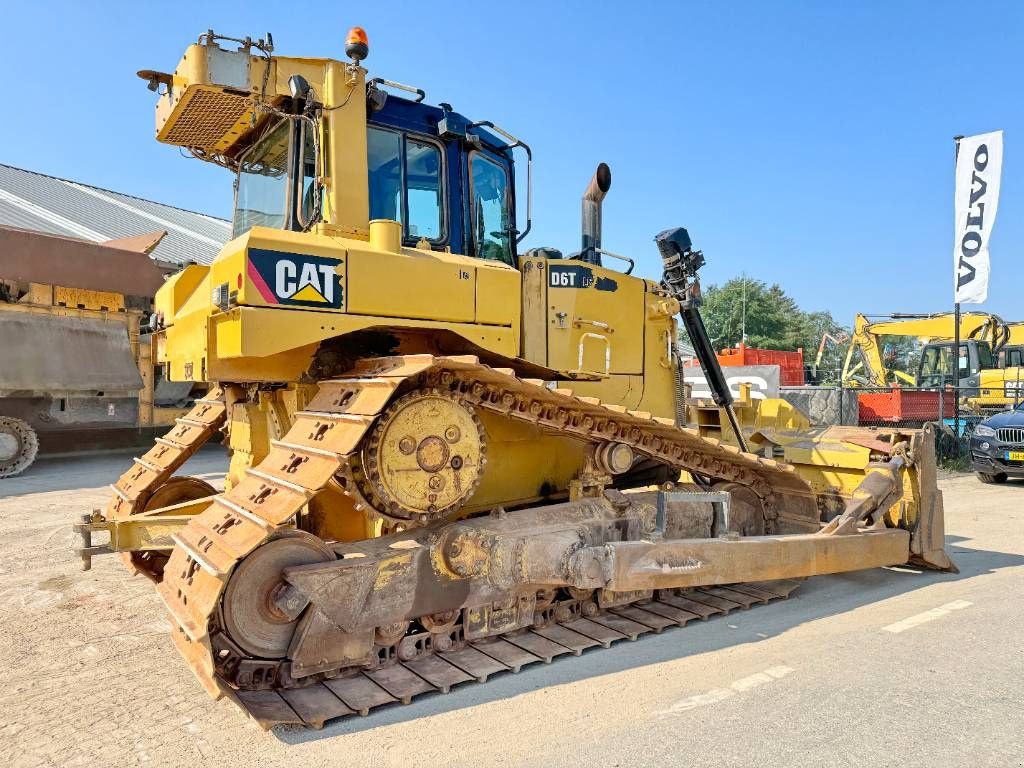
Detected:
[{"left": 1, "top": 451, "right": 1022, "bottom": 767}]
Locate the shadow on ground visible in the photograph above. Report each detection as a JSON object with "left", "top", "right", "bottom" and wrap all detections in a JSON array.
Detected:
[{"left": 0, "top": 445, "right": 227, "bottom": 499}]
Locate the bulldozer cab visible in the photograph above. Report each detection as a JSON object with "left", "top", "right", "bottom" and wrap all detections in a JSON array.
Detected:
[
  {"left": 364, "top": 96, "right": 517, "bottom": 263},
  {"left": 147, "top": 30, "right": 655, "bottom": 391},
  {"left": 229, "top": 86, "right": 520, "bottom": 265}
]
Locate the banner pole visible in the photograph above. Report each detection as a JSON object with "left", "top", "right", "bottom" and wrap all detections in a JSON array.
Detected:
[{"left": 953, "top": 135, "right": 963, "bottom": 438}]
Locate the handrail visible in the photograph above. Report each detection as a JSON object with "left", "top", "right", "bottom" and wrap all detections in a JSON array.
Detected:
[
  {"left": 470, "top": 121, "right": 532, "bottom": 244},
  {"left": 368, "top": 77, "right": 426, "bottom": 102}
]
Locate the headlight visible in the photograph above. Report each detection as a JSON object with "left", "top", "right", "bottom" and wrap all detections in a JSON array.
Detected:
[{"left": 974, "top": 425, "right": 997, "bottom": 438}]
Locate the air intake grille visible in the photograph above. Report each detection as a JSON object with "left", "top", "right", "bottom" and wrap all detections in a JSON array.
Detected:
[
  {"left": 996, "top": 427, "right": 1024, "bottom": 445},
  {"left": 160, "top": 87, "right": 252, "bottom": 153}
]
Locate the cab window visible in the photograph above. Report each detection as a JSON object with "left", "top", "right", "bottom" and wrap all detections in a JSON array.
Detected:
[
  {"left": 976, "top": 342, "right": 995, "bottom": 371},
  {"left": 470, "top": 154, "right": 512, "bottom": 265},
  {"left": 233, "top": 119, "right": 291, "bottom": 237},
  {"left": 233, "top": 118, "right": 319, "bottom": 237},
  {"left": 367, "top": 126, "right": 444, "bottom": 243},
  {"left": 406, "top": 139, "right": 442, "bottom": 240},
  {"left": 296, "top": 121, "right": 318, "bottom": 228},
  {"left": 919, "top": 345, "right": 951, "bottom": 387}
]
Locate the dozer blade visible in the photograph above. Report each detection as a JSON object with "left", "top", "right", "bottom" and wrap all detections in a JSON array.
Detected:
[{"left": 905, "top": 424, "right": 957, "bottom": 572}]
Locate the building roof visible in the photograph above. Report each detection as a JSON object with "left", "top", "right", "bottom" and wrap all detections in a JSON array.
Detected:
[{"left": 0, "top": 163, "right": 230, "bottom": 267}]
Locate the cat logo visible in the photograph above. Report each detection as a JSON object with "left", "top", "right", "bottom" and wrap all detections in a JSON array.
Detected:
[{"left": 247, "top": 248, "right": 344, "bottom": 309}]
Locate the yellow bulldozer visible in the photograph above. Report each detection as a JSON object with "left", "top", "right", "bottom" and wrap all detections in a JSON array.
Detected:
[{"left": 77, "top": 28, "right": 954, "bottom": 729}]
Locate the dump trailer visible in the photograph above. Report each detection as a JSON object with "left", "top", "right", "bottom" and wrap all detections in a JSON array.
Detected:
[
  {"left": 0, "top": 226, "right": 194, "bottom": 476},
  {"left": 77, "top": 28, "right": 954, "bottom": 729}
]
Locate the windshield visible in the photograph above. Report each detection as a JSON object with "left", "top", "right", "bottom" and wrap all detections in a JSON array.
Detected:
[
  {"left": 919, "top": 345, "right": 952, "bottom": 384},
  {"left": 977, "top": 341, "right": 995, "bottom": 370},
  {"left": 471, "top": 153, "right": 512, "bottom": 264},
  {"left": 233, "top": 120, "right": 291, "bottom": 238}
]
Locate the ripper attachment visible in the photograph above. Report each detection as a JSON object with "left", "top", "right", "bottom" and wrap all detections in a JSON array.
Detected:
[{"left": 657, "top": 227, "right": 748, "bottom": 452}]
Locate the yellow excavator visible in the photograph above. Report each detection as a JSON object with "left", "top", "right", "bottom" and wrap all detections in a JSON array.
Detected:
[
  {"left": 843, "top": 312, "right": 1024, "bottom": 411},
  {"left": 76, "top": 28, "right": 954, "bottom": 729}
]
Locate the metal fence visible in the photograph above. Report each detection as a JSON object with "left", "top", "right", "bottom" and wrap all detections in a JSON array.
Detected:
[{"left": 781, "top": 382, "right": 1024, "bottom": 467}]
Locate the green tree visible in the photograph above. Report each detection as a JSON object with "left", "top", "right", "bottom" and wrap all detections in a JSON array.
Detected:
[{"left": 691, "top": 277, "right": 850, "bottom": 383}]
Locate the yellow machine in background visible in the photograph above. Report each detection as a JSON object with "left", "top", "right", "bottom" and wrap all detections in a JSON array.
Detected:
[
  {"left": 78, "top": 28, "right": 954, "bottom": 729},
  {"left": 0, "top": 226, "right": 200, "bottom": 477},
  {"left": 1000, "top": 322, "right": 1024, "bottom": 368},
  {"left": 843, "top": 312, "right": 1024, "bottom": 411}
]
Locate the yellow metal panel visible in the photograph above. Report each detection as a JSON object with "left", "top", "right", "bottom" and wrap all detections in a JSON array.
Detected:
[
  {"left": 162, "top": 311, "right": 209, "bottom": 382},
  {"left": 155, "top": 264, "right": 209, "bottom": 321},
  {"left": 232, "top": 228, "right": 348, "bottom": 312},
  {"left": 555, "top": 375, "right": 645, "bottom": 411},
  {"left": 971, "top": 369, "right": 1021, "bottom": 409},
  {"left": 138, "top": 336, "right": 154, "bottom": 427},
  {"left": 323, "top": 62, "right": 369, "bottom": 238},
  {"left": 520, "top": 258, "right": 548, "bottom": 365},
  {"left": 638, "top": 293, "right": 679, "bottom": 420},
  {"left": 461, "top": 411, "right": 587, "bottom": 513},
  {"left": 546, "top": 262, "right": 644, "bottom": 375},
  {"left": 476, "top": 260, "right": 520, "bottom": 328},
  {"left": 782, "top": 441, "right": 870, "bottom": 470},
  {"left": 23, "top": 283, "right": 53, "bottom": 305},
  {"left": 202, "top": 306, "right": 517, "bottom": 383},
  {"left": 347, "top": 247, "right": 476, "bottom": 323},
  {"left": 213, "top": 312, "right": 242, "bottom": 358}
]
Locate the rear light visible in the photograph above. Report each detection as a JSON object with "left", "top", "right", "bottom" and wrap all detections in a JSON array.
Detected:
[{"left": 212, "top": 283, "right": 230, "bottom": 311}]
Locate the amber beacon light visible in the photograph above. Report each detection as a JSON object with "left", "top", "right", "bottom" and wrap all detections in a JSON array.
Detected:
[{"left": 345, "top": 27, "right": 369, "bottom": 62}]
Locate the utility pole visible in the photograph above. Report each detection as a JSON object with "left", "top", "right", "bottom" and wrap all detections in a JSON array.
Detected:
[
  {"left": 740, "top": 273, "right": 747, "bottom": 346},
  {"left": 953, "top": 135, "right": 963, "bottom": 439}
]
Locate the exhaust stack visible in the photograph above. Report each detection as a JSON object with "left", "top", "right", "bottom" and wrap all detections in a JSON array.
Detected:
[{"left": 580, "top": 163, "right": 611, "bottom": 265}]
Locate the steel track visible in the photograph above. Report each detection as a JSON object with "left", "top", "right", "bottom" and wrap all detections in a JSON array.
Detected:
[
  {"left": 231, "top": 579, "right": 803, "bottom": 729},
  {"left": 104, "top": 354, "right": 816, "bottom": 729}
]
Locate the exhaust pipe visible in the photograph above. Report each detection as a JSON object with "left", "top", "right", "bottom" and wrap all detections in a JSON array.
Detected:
[{"left": 580, "top": 163, "right": 611, "bottom": 265}]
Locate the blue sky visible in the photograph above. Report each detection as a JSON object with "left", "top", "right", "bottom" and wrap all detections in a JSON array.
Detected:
[{"left": 1, "top": 1, "right": 1020, "bottom": 323}]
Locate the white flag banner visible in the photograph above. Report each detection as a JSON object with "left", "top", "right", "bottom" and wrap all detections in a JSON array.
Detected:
[{"left": 953, "top": 130, "right": 1003, "bottom": 304}]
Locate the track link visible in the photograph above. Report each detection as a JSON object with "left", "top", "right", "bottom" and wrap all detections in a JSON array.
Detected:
[
  {"left": 106, "top": 389, "right": 227, "bottom": 521},
  {"left": 234, "top": 579, "right": 803, "bottom": 729},
  {"left": 115, "top": 355, "right": 818, "bottom": 726}
]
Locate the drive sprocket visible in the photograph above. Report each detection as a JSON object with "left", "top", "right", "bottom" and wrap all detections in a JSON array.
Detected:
[{"left": 359, "top": 388, "right": 486, "bottom": 520}]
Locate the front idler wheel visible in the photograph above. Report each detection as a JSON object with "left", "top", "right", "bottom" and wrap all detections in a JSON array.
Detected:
[{"left": 221, "top": 531, "right": 335, "bottom": 659}]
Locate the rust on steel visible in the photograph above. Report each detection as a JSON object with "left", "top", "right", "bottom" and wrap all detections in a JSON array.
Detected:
[{"left": 0, "top": 225, "right": 167, "bottom": 298}]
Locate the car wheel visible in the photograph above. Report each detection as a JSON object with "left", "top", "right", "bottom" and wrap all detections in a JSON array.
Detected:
[{"left": 977, "top": 472, "right": 1008, "bottom": 484}]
